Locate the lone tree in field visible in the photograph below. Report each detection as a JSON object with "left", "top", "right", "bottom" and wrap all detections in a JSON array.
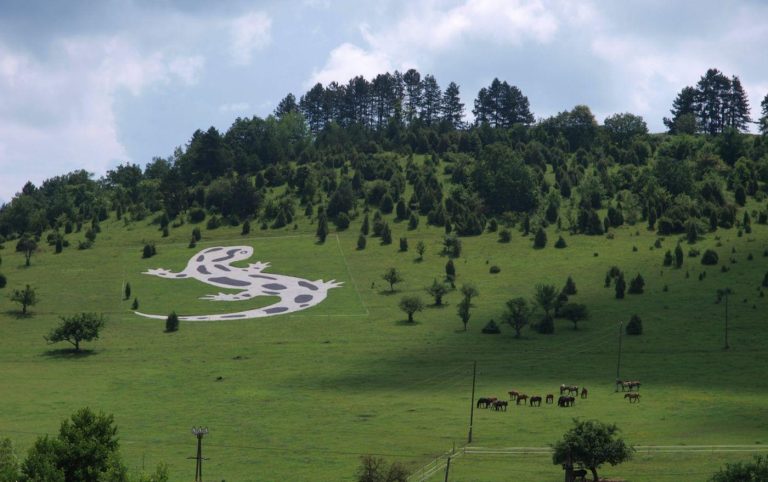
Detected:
[
  {"left": 10, "top": 284, "right": 37, "bottom": 314},
  {"left": 356, "top": 454, "right": 408, "bottom": 482},
  {"left": 165, "top": 312, "right": 180, "bottom": 332},
  {"left": 399, "top": 296, "right": 424, "bottom": 323},
  {"left": 426, "top": 279, "right": 449, "bottom": 305},
  {"left": 503, "top": 297, "right": 532, "bottom": 338},
  {"left": 382, "top": 268, "right": 403, "bottom": 292},
  {"left": 460, "top": 283, "right": 479, "bottom": 305},
  {"left": 615, "top": 272, "right": 626, "bottom": 299},
  {"left": 45, "top": 313, "right": 105, "bottom": 352},
  {"left": 16, "top": 237, "right": 37, "bottom": 267},
  {"left": 416, "top": 240, "right": 426, "bottom": 261},
  {"left": 123, "top": 282, "right": 131, "bottom": 301},
  {"left": 457, "top": 297, "right": 471, "bottom": 331},
  {"left": 445, "top": 259, "right": 456, "bottom": 287},
  {"left": 552, "top": 419, "right": 633, "bottom": 482},
  {"left": 559, "top": 303, "right": 588, "bottom": 330}
]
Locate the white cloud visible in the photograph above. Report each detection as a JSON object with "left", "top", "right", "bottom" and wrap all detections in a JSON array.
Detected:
[
  {"left": 309, "top": 0, "right": 559, "bottom": 87},
  {"left": 219, "top": 102, "right": 251, "bottom": 113},
  {"left": 307, "top": 43, "right": 394, "bottom": 87},
  {"left": 0, "top": 37, "right": 205, "bottom": 200},
  {"left": 230, "top": 11, "right": 272, "bottom": 65}
]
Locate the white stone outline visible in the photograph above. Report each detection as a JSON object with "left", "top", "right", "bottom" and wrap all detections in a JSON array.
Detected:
[{"left": 135, "top": 246, "right": 342, "bottom": 321}]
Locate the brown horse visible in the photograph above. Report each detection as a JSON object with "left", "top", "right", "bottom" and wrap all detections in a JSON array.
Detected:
[
  {"left": 557, "top": 396, "right": 575, "bottom": 407},
  {"left": 492, "top": 400, "right": 508, "bottom": 411},
  {"left": 476, "top": 397, "right": 497, "bottom": 408},
  {"left": 508, "top": 390, "right": 519, "bottom": 401},
  {"left": 546, "top": 394, "right": 554, "bottom": 404},
  {"left": 560, "top": 384, "right": 579, "bottom": 395},
  {"left": 629, "top": 381, "right": 641, "bottom": 391},
  {"left": 516, "top": 394, "right": 529, "bottom": 405},
  {"left": 624, "top": 393, "right": 641, "bottom": 403},
  {"left": 529, "top": 396, "right": 542, "bottom": 407},
  {"left": 580, "top": 387, "right": 588, "bottom": 399}
]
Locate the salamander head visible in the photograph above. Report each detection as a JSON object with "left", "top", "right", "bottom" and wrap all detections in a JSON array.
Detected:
[{"left": 200, "top": 246, "right": 253, "bottom": 263}]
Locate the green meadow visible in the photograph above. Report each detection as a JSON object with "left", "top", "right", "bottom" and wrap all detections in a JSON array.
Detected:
[{"left": 1, "top": 207, "right": 767, "bottom": 481}]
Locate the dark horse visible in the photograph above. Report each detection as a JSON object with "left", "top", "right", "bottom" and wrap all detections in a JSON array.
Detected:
[
  {"left": 624, "top": 393, "right": 641, "bottom": 403},
  {"left": 516, "top": 394, "right": 529, "bottom": 405},
  {"left": 546, "top": 394, "right": 554, "bottom": 404},
  {"left": 476, "top": 397, "right": 497, "bottom": 408},
  {"left": 529, "top": 396, "right": 542, "bottom": 407},
  {"left": 508, "top": 390, "right": 519, "bottom": 401},
  {"left": 580, "top": 387, "right": 588, "bottom": 399},
  {"left": 492, "top": 400, "right": 508, "bottom": 411},
  {"left": 558, "top": 396, "right": 575, "bottom": 407}
]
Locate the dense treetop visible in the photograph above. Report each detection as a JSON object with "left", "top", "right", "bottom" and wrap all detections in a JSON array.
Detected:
[{"left": 1, "top": 67, "right": 768, "bottom": 242}]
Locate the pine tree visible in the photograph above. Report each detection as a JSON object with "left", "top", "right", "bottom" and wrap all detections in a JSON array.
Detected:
[
  {"left": 663, "top": 86, "right": 697, "bottom": 134},
  {"left": 725, "top": 75, "right": 751, "bottom": 131},
  {"left": 441, "top": 81, "right": 464, "bottom": 128},
  {"left": 316, "top": 212, "right": 329, "bottom": 243},
  {"left": 533, "top": 227, "right": 547, "bottom": 249},
  {"left": 361, "top": 213, "right": 370, "bottom": 236},
  {"left": 615, "top": 273, "right": 626, "bottom": 299},
  {"left": 563, "top": 276, "right": 577, "bottom": 295},
  {"left": 675, "top": 244, "right": 684, "bottom": 268},
  {"left": 760, "top": 92, "right": 768, "bottom": 136}
]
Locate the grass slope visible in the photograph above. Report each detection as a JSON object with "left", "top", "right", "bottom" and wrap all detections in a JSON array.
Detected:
[{"left": 1, "top": 206, "right": 767, "bottom": 481}]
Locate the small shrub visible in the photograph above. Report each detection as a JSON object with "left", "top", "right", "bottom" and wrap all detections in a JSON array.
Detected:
[
  {"left": 481, "top": 319, "right": 501, "bottom": 334},
  {"left": 721, "top": 265, "right": 730, "bottom": 273},
  {"left": 487, "top": 218, "right": 498, "bottom": 232},
  {"left": 188, "top": 237, "right": 197, "bottom": 248},
  {"left": 563, "top": 276, "right": 577, "bottom": 295},
  {"left": 407, "top": 213, "right": 419, "bottom": 230},
  {"left": 654, "top": 238, "right": 662, "bottom": 248},
  {"left": 131, "top": 298, "right": 139, "bottom": 310},
  {"left": 399, "top": 237, "right": 408, "bottom": 252},
  {"left": 688, "top": 248, "right": 700, "bottom": 257},
  {"left": 165, "top": 312, "right": 179, "bottom": 332},
  {"left": 489, "top": 265, "right": 501, "bottom": 274},
  {"left": 357, "top": 234, "right": 367, "bottom": 250},
  {"left": 0, "top": 273, "right": 6, "bottom": 288},
  {"left": 188, "top": 208, "right": 206, "bottom": 223},
  {"left": 381, "top": 223, "right": 392, "bottom": 245},
  {"left": 533, "top": 227, "right": 547, "bottom": 249},
  {"left": 536, "top": 315, "right": 555, "bottom": 334},
  {"left": 615, "top": 273, "right": 626, "bottom": 299},
  {"left": 626, "top": 314, "right": 642, "bottom": 335},
  {"left": 241, "top": 220, "right": 251, "bottom": 235},
  {"left": 162, "top": 226, "right": 169, "bottom": 237},
  {"left": 748, "top": 253, "right": 754, "bottom": 261},
  {"left": 628, "top": 274, "right": 645, "bottom": 294},
  {"left": 632, "top": 245, "right": 638, "bottom": 252},
  {"left": 554, "top": 236, "right": 567, "bottom": 248},
  {"left": 663, "top": 250, "right": 673, "bottom": 266},
  {"left": 206, "top": 215, "right": 221, "bottom": 230},
  {"left": 499, "top": 229, "right": 511, "bottom": 243},
  {"left": 334, "top": 213, "right": 350, "bottom": 231},
  {"left": 142, "top": 243, "right": 156, "bottom": 259},
  {"left": 78, "top": 240, "right": 93, "bottom": 250},
  {"left": 701, "top": 249, "right": 719, "bottom": 265},
  {"left": 762, "top": 272, "right": 768, "bottom": 288},
  {"left": 192, "top": 227, "right": 202, "bottom": 241}
]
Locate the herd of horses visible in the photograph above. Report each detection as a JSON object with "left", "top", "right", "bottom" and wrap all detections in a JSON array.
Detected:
[
  {"left": 477, "top": 381, "right": 643, "bottom": 411},
  {"left": 476, "top": 384, "right": 589, "bottom": 411}
]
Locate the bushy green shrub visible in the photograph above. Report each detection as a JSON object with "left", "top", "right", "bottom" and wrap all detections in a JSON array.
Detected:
[
  {"left": 499, "top": 229, "right": 511, "bottom": 243},
  {"left": 554, "top": 236, "right": 567, "bottom": 248},
  {"left": 165, "top": 312, "right": 179, "bottom": 332},
  {"left": 489, "top": 265, "right": 501, "bottom": 274},
  {"left": 626, "top": 314, "right": 643, "bottom": 335},
  {"left": 701, "top": 249, "right": 719, "bottom": 265}
]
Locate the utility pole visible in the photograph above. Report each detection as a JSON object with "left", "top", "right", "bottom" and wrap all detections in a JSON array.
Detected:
[
  {"left": 468, "top": 361, "right": 477, "bottom": 444},
  {"left": 724, "top": 290, "right": 730, "bottom": 350},
  {"left": 444, "top": 456, "right": 451, "bottom": 482},
  {"left": 189, "top": 427, "right": 209, "bottom": 482},
  {"left": 615, "top": 322, "right": 623, "bottom": 391}
]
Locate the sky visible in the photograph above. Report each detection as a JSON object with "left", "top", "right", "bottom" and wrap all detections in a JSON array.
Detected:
[{"left": 1, "top": 0, "right": 768, "bottom": 202}]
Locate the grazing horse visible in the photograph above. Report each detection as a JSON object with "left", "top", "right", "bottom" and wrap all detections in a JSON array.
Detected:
[
  {"left": 476, "top": 397, "right": 496, "bottom": 408},
  {"left": 529, "top": 396, "right": 542, "bottom": 407},
  {"left": 624, "top": 393, "right": 641, "bottom": 403},
  {"left": 561, "top": 384, "right": 579, "bottom": 395},
  {"left": 557, "top": 396, "right": 575, "bottom": 407},
  {"left": 516, "top": 394, "right": 529, "bottom": 405},
  {"left": 580, "top": 387, "right": 588, "bottom": 399},
  {"left": 492, "top": 400, "right": 508, "bottom": 411},
  {"left": 508, "top": 390, "right": 519, "bottom": 401},
  {"left": 629, "top": 381, "right": 641, "bottom": 391},
  {"left": 546, "top": 394, "right": 554, "bottom": 404}
]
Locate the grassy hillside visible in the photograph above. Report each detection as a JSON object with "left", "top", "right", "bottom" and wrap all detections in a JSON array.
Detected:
[{"left": 1, "top": 197, "right": 768, "bottom": 481}]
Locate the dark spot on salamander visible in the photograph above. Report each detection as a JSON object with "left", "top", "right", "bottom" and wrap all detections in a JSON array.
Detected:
[
  {"left": 214, "top": 264, "right": 230, "bottom": 271},
  {"left": 298, "top": 281, "right": 318, "bottom": 291},
  {"left": 222, "top": 314, "right": 246, "bottom": 318},
  {"left": 205, "top": 248, "right": 223, "bottom": 253},
  {"left": 249, "top": 274, "right": 276, "bottom": 280},
  {"left": 212, "top": 248, "right": 242, "bottom": 262},
  {"left": 263, "top": 291, "right": 280, "bottom": 295},
  {"left": 294, "top": 294, "right": 313, "bottom": 303},
  {"left": 197, "top": 266, "right": 210, "bottom": 275},
  {"left": 264, "top": 306, "right": 289, "bottom": 314},
  {"left": 209, "top": 276, "right": 250, "bottom": 287},
  {"left": 263, "top": 283, "right": 287, "bottom": 290},
  {"left": 175, "top": 274, "right": 187, "bottom": 278}
]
